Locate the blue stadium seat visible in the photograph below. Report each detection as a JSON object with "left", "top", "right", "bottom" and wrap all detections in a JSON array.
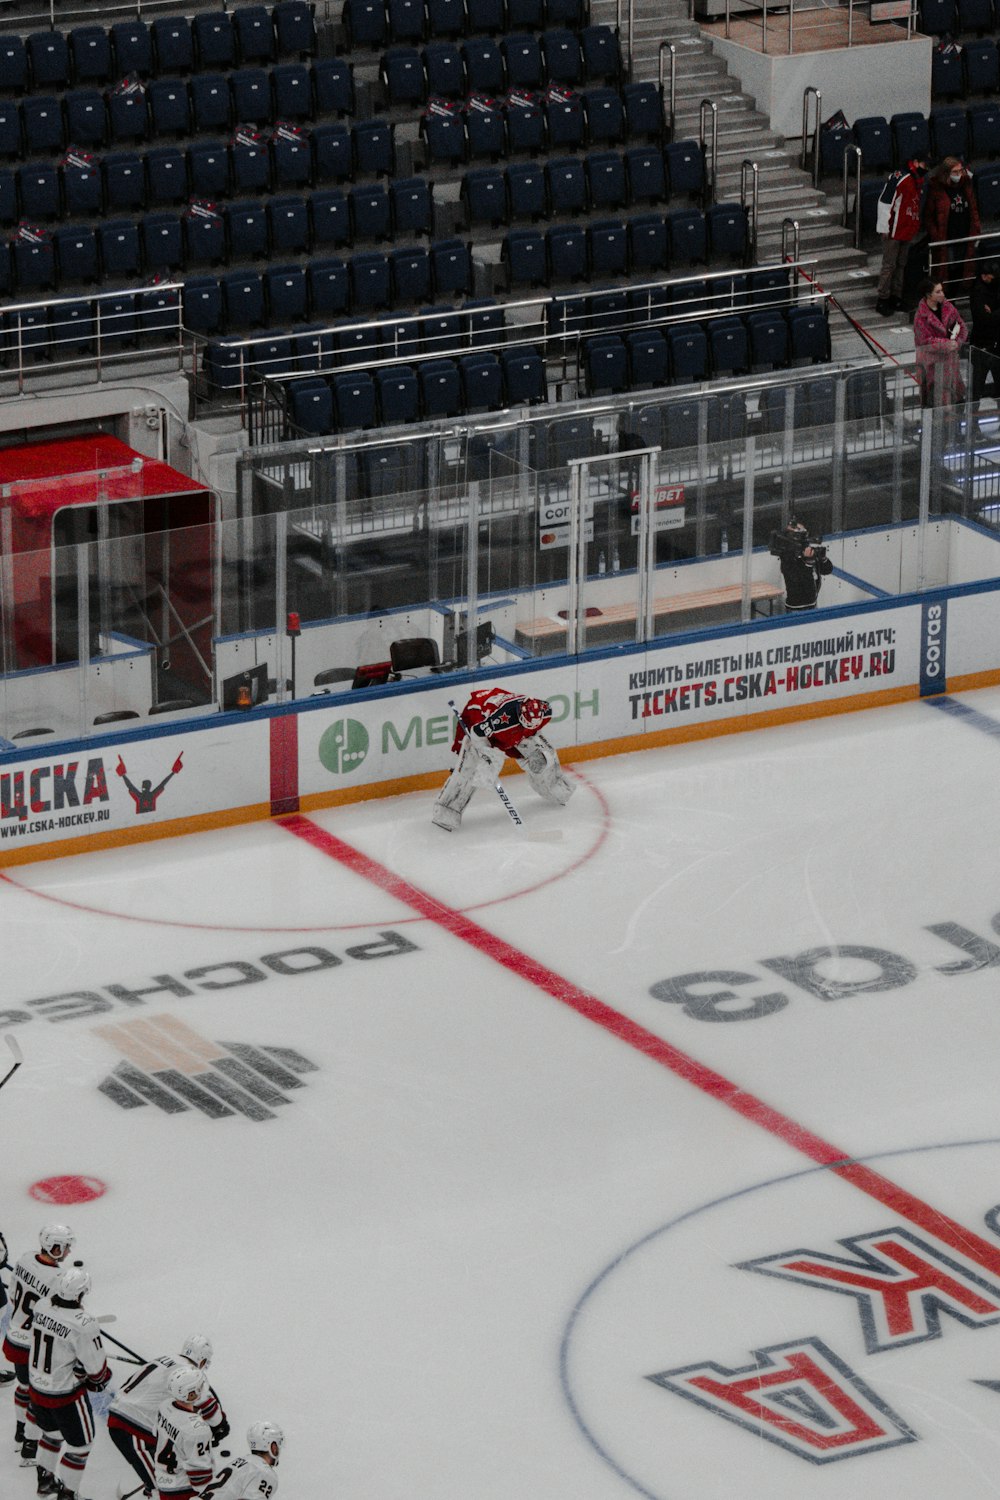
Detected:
[
  {"left": 964, "top": 40, "right": 1000, "bottom": 95},
  {"left": 275, "top": 1, "right": 317, "bottom": 55},
  {"left": 146, "top": 145, "right": 188, "bottom": 205},
  {"left": 668, "top": 208, "right": 707, "bottom": 264},
  {"left": 152, "top": 18, "right": 195, "bottom": 73},
  {"left": 547, "top": 223, "right": 588, "bottom": 281},
  {"left": 625, "top": 146, "right": 667, "bottom": 205},
  {"left": 183, "top": 276, "right": 224, "bottom": 334},
  {"left": 502, "top": 34, "right": 544, "bottom": 90},
  {"left": 232, "top": 139, "right": 272, "bottom": 194},
  {"left": 268, "top": 195, "right": 311, "bottom": 254},
  {"left": 623, "top": 81, "right": 664, "bottom": 143},
  {"left": 970, "top": 102, "right": 1000, "bottom": 159},
  {"left": 350, "top": 249, "right": 393, "bottom": 308},
  {"left": 587, "top": 150, "right": 627, "bottom": 212},
  {"left": 271, "top": 130, "right": 312, "bottom": 188},
  {"left": 98, "top": 291, "right": 138, "bottom": 348},
  {"left": 588, "top": 218, "right": 628, "bottom": 277},
  {"left": 343, "top": 0, "right": 388, "bottom": 49},
  {"left": 273, "top": 63, "right": 314, "bottom": 120},
  {"left": 463, "top": 39, "right": 505, "bottom": 93},
  {"left": 141, "top": 213, "right": 184, "bottom": 272},
  {"left": 536, "top": 414, "right": 598, "bottom": 467},
  {"left": 500, "top": 346, "right": 546, "bottom": 403},
  {"left": 628, "top": 212, "right": 668, "bottom": 272},
  {"left": 99, "top": 219, "right": 142, "bottom": 277},
  {"left": 0, "top": 102, "right": 20, "bottom": 159},
  {"left": 706, "top": 391, "right": 746, "bottom": 444},
  {"left": 224, "top": 199, "right": 269, "bottom": 258},
  {"left": 419, "top": 304, "right": 461, "bottom": 355},
  {"left": 288, "top": 378, "right": 334, "bottom": 435},
  {"left": 707, "top": 202, "right": 748, "bottom": 262},
  {"left": 504, "top": 162, "right": 545, "bottom": 221},
  {"left": 890, "top": 111, "right": 930, "bottom": 166},
  {"left": 189, "top": 140, "right": 232, "bottom": 199},
  {"left": 191, "top": 75, "right": 232, "bottom": 134},
  {"left": 251, "top": 333, "right": 294, "bottom": 380},
  {"left": 853, "top": 116, "right": 892, "bottom": 174},
  {"left": 584, "top": 335, "right": 628, "bottom": 394},
  {"left": 382, "top": 46, "right": 426, "bottom": 105},
  {"left": 545, "top": 90, "right": 585, "bottom": 151},
  {"left": 70, "top": 27, "right": 112, "bottom": 85},
  {"left": 666, "top": 323, "right": 708, "bottom": 382},
  {"left": 350, "top": 182, "right": 392, "bottom": 240},
  {"left": 309, "top": 258, "right": 350, "bottom": 316},
  {"left": 748, "top": 266, "right": 791, "bottom": 306},
  {"left": 184, "top": 206, "right": 226, "bottom": 265},
  {"left": 310, "top": 188, "right": 351, "bottom": 247},
  {"left": 920, "top": 0, "right": 955, "bottom": 32},
  {"left": 193, "top": 13, "right": 236, "bottom": 70},
  {"left": 418, "top": 358, "right": 463, "bottom": 417},
  {"left": 21, "top": 97, "right": 64, "bottom": 156},
  {"left": 108, "top": 87, "right": 149, "bottom": 143},
  {"left": 111, "top": 22, "right": 153, "bottom": 78},
  {"left": 584, "top": 88, "right": 625, "bottom": 146},
  {"left": 547, "top": 0, "right": 587, "bottom": 23},
  {"left": 6, "top": 305, "right": 50, "bottom": 360},
  {"left": 580, "top": 25, "right": 620, "bottom": 83},
  {"left": 312, "top": 58, "right": 355, "bottom": 115},
  {"left": 293, "top": 324, "right": 335, "bottom": 373},
  {"left": 929, "top": 106, "right": 967, "bottom": 160},
  {"left": 547, "top": 155, "right": 588, "bottom": 215},
  {"left": 334, "top": 315, "right": 380, "bottom": 365},
  {"left": 13, "top": 235, "right": 56, "bottom": 292},
  {"left": 230, "top": 69, "right": 271, "bottom": 126},
  {"left": 63, "top": 92, "right": 104, "bottom": 152},
  {"left": 466, "top": 101, "right": 507, "bottom": 160},
  {"left": 265, "top": 263, "right": 309, "bottom": 321},
  {"left": 222, "top": 269, "right": 267, "bottom": 329},
  {"left": 787, "top": 304, "right": 830, "bottom": 363},
  {"left": 332, "top": 370, "right": 378, "bottom": 429},
  {"left": 542, "top": 30, "right": 583, "bottom": 87},
  {"left": 28, "top": 31, "right": 70, "bottom": 89},
  {"left": 665, "top": 139, "right": 705, "bottom": 197},
  {"left": 625, "top": 328, "right": 669, "bottom": 389},
  {"left": 430, "top": 237, "right": 472, "bottom": 296},
  {"left": 463, "top": 166, "right": 508, "bottom": 226},
  {"left": 422, "top": 107, "right": 466, "bottom": 167},
  {"left": 427, "top": 0, "right": 466, "bottom": 38},
  {"left": 204, "top": 337, "right": 247, "bottom": 391},
  {"left": 363, "top": 438, "right": 424, "bottom": 495},
  {"left": 19, "top": 165, "right": 61, "bottom": 220},
  {"left": 0, "top": 35, "right": 27, "bottom": 93},
  {"left": 746, "top": 308, "right": 789, "bottom": 369},
  {"left": 424, "top": 40, "right": 465, "bottom": 97},
  {"left": 390, "top": 244, "right": 432, "bottom": 302},
  {"left": 389, "top": 174, "right": 434, "bottom": 235},
  {"left": 149, "top": 80, "right": 191, "bottom": 136},
  {"left": 459, "top": 351, "right": 503, "bottom": 410},
  {"left": 503, "top": 227, "right": 547, "bottom": 286},
  {"left": 504, "top": 93, "right": 545, "bottom": 155},
  {"left": 354, "top": 119, "right": 395, "bottom": 178},
  {"left": 64, "top": 156, "right": 102, "bottom": 216},
  {"left": 507, "top": 0, "right": 545, "bottom": 28},
  {"left": 464, "top": 297, "right": 505, "bottom": 347},
  {"left": 235, "top": 6, "right": 277, "bottom": 64},
  {"left": 819, "top": 120, "right": 854, "bottom": 176},
  {"left": 56, "top": 300, "right": 96, "bottom": 355},
  {"left": 313, "top": 122, "right": 354, "bottom": 182}
]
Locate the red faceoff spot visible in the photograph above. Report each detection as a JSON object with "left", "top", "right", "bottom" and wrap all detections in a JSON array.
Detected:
[{"left": 29, "top": 1176, "right": 107, "bottom": 1205}]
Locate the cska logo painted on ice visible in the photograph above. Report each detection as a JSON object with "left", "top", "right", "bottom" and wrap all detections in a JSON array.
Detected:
[{"left": 94, "top": 1014, "right": 317, "bottom": 1122}]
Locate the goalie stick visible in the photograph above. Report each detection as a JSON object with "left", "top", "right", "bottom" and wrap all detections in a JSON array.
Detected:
[
  {"left": 0, "top": 1034, "right": 23, "bottom": 1093},
  {"left": 448, "top": 700, "right": 523, "bottom": 828}
]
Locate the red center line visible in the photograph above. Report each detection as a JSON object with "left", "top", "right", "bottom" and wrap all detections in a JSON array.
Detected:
[{"left": 281, "top": 812, "right": 1000, "bottom": 1278}]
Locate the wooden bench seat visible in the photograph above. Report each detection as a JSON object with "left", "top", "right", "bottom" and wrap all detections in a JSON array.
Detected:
[{"left": 515, "top": 582, "right": 783, "bottom": 651}]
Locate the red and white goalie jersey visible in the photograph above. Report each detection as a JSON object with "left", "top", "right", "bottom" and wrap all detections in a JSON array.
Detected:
[
  {"left": 154, "top": 1403, "right": 215, "bottom": 1495},
  {"left": 206, "top": 1453, "right": 278, "bottom": 1500},
  {"left": 27, "top": 1294, "right": 109, "bottom": 1400},
  {"left": 452, "top": 687, "right": 552, "bottom": 757},
  {"left": 111, "top": 1356, "right": 224, "bottom": 1441}
]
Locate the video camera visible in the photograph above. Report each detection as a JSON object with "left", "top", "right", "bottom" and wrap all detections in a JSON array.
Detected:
[{"left": 769, "top": 521, "right": 828, "bottom": 569}]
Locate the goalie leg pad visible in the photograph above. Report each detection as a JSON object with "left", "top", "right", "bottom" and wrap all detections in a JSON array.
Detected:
[
  {"left": 522, "top": 735, "right": 574, "bottom": 805},
  {"left": 433, "top": 739, "right": 500, "bottom": 831}
]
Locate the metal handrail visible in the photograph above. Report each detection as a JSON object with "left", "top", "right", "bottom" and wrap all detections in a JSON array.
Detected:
[
  {"left": 658, "top": 42, "right": 676, "bottom": 142},
  {"left": 781, "top": 219, "right": 802, "bottom": 295},
  {"left": 801, "top": 86, "right": 822, "bottom": 188},
  {"left": 842, "top": 143, "right": 862, "bottom": 249},
  {"left": 699, "top": 99, "right": 719, "bottom": 210},
  {"left": 741, "top": 159, "right": 759, "bottom": 264}
]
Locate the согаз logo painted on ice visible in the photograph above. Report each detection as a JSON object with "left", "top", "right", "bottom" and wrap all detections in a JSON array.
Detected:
[
  {"left": 318, "top": 719, "right": 369, "bottom": 775},
  {"left": 94, "top": 1014, "right": 317, "bottom": 1121}
]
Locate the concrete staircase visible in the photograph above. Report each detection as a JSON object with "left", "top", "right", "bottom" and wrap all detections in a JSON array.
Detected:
[{"left": 597, "top": 0, "right": 906, "bottom": 359}]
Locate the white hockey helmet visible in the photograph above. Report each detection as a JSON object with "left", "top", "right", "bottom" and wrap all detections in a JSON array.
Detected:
[
  {"left": 247, "top": 1421, "right": 284, "bottom": 1463},
  {"left": 39, "top": 1224, "right": 75, "bottom": 1260},
  {"left": 167, "top": 1366, "right": 208, "bottom": 1408},
  {"left": 180, "top": 1334, "right": 213, "bottom": 1369},
  {"left": 52, "top": 1266, "right": 91, "bottom": 1303}
]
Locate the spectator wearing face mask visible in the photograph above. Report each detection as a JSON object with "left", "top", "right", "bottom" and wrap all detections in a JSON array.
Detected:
[
  {"left": 876, "top": 157, "right": 928, "bottom": 316},
  {"left": 924, "top": 157, "right": 980, "bottom": 296}
]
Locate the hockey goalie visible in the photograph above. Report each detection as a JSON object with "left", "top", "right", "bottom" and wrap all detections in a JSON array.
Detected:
[{"left": 432, "top": 687, "right": 575, "bottom": 832}]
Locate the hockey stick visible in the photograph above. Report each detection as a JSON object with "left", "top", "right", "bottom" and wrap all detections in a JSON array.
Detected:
[
  {"left": 0, "top": 1034, "right": 23, "bottom": 1093},
  {"left": 116, "top": 1453, "right": 232, "bottom": 1500},
  {"left": 448, "top": 700, "right": 523, "bottom": 828},
  {"left": 100, "top": 1326, "right": 145, "bottom": 1362}
]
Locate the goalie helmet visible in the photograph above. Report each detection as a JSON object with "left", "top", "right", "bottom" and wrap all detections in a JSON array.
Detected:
[
  {"left": 39, "top": 1224, "right": 75, "bottom": 1260},
  {"left": 168, "top": 1366, "right": 208, "bottom": 1408},
  {"left": 180, "top": 1333, "right": 213, "bottom": 1369},
  {"left": 520, "top": 697, "right": 551, "bottom": 732},
  {"left": 247, "top": 1420, "right": 284, "bottom": 1463},
  {"left": 52, "top": 1266, "right": 90, "bottom": 1303}
]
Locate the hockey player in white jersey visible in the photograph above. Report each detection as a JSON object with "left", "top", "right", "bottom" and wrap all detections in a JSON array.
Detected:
[
  {"left": 109, "top": 1335, "right": 228, "bottom": 1495},
  {"left": 153, "top": 1366, "right": 215, "bottom": 1500},
  {"left": 25, "top": 1265, "right": 110, "bottom": 1500},
  {"left": 205, "top": 1421, "right": 283, "bottom": 1500},
  {"left": 3, "top": 1224, "right": 77, "bottom": 1463},
  {"left": 0, "top": 1225, "right": 15, "bottom": 1384}
]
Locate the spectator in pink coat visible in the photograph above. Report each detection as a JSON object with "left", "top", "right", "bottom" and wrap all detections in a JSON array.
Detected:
[{"left": 913, "top": 277, "right": 968, "bottom": 408}]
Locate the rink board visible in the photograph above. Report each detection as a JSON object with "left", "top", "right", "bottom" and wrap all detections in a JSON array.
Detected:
[{"left": 2, "top": 581, "right": 1000, "bottom": 862}]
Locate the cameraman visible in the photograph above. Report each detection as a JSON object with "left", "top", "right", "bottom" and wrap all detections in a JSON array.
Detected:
[{"left": 769, "top": 518, "right": 833, "bottom": 612}]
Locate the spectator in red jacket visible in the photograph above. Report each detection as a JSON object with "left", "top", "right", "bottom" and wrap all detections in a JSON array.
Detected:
[
  {"left": 924, "top": 157, "right": 980, "bottom": 296},
  {"left": 876, "top": 158, "right": 928, "bottom": 316}
]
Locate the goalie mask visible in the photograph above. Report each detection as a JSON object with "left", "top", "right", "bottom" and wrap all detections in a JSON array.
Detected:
[{"left": 520, "top": 698, "right": 551, "bottom": 731}]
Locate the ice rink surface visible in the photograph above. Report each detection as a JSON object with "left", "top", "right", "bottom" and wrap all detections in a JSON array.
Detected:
[{"left": 4, "top": 686, "right": 1000, "bottom": 1498}]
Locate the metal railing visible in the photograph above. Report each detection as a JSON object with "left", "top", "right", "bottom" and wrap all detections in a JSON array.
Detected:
[
  {"left": 723, "top": 0, "right": 918, "bottom": 49},
  {"left": 699, "top": 98, "right": 718, "bottom": 210},
  {"left": 842, "top": 143, "right": 863, "bottom": 249},
  {"left": 658, "top": 41, "right": 676, "bottom": 143},
  {"left": 801, "top": 86, "right": 822, "bottom": 189},
  {"left": 741, "top": 159, "right": 760, "bottom": 264}
]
